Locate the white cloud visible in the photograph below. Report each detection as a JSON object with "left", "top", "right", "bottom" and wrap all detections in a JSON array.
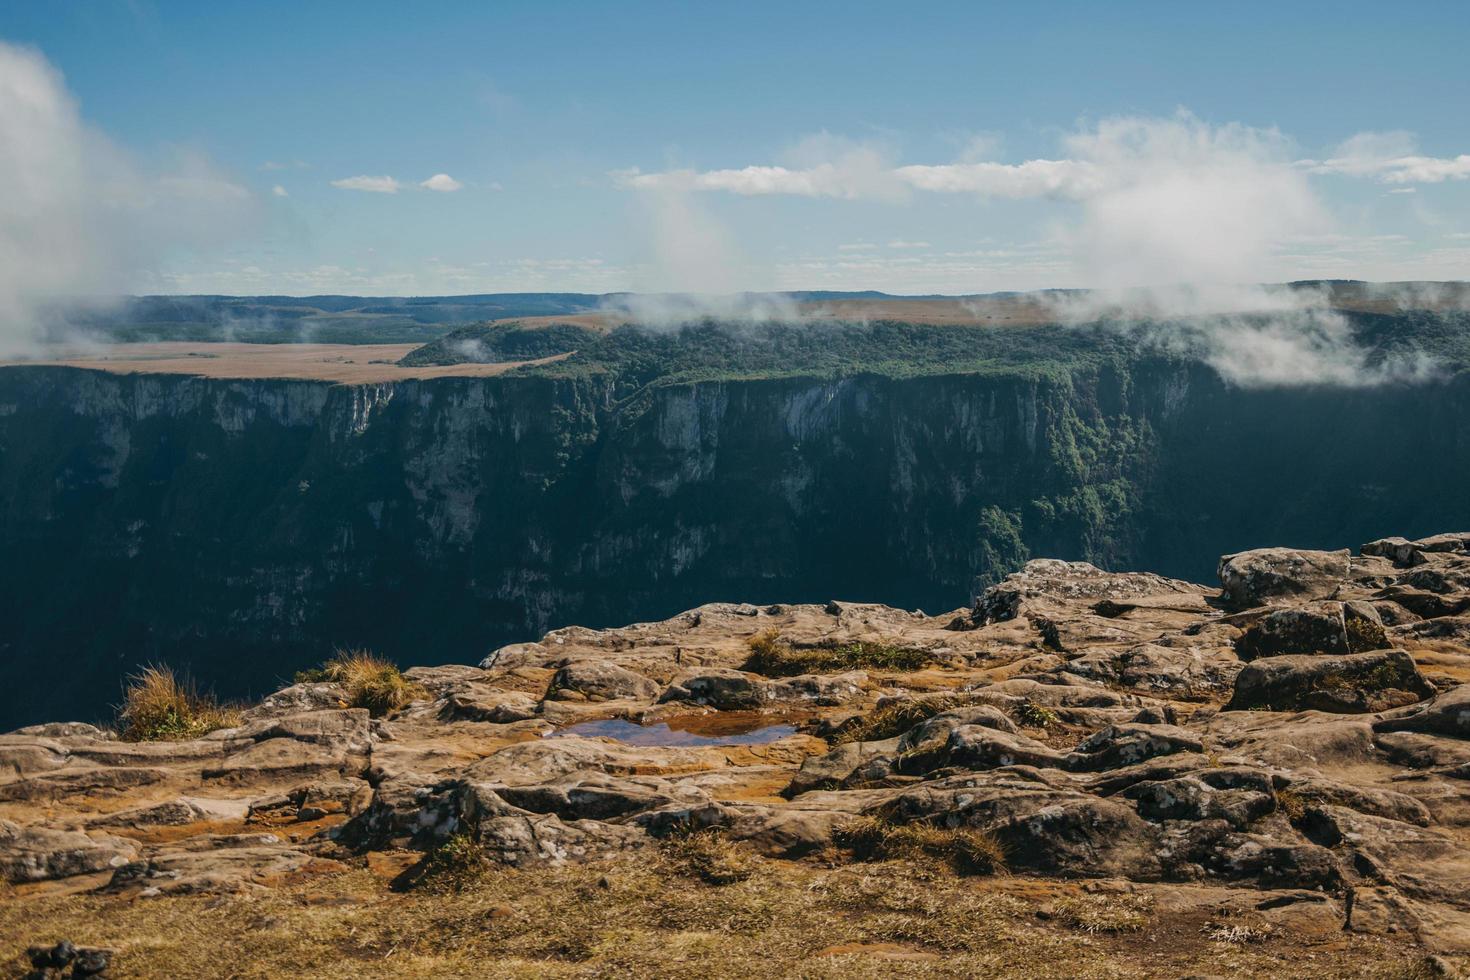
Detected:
[
  {"left": 1058, "top": 113, "right": 1326, "bottom": 288},
  {"left": 1303, "top": 131, "right": 1470, "bottom": 184},
  {"left": 0, "top": 41, "right": 255, "bottom": 354},
  {"left": 330, "top": 174, "right": 401, "bottom": 193},
  {"left": 895, "top": 158, "right": 1102, "bottom": 199},
  {"left": 886, "top": 240, "right": 931, "bottom": 249},
  {"left": 420, "top": 173, "right": 463, "bottom": 192},
  {"left": 616, "top": 132, "right": 904, "bottom": 201},
  {"left": 271, "top": 184, "right": 288, "bottom": 197}
]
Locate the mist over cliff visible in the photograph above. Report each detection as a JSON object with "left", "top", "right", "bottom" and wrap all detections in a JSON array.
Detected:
[{"left": 2, "top": 307, "right": 1469, "bottom": 727}]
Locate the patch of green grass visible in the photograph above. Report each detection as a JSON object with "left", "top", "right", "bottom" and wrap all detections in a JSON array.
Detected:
[
  {"left": 117, "top": 665, "right": 241, "bottom": 742},
  {"left": 742, "top": 630, "right": 933, "bottom": 677},
  {"left": 1013, "top": 699, "right": 1059, "bottom": 728}
]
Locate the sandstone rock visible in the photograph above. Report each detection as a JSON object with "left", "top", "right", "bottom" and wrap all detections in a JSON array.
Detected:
[
  {"left": 975, "top": 559, "right": 1203, "bottom": 625},
  {"left": 1064, "top": 724, "right": 1204, "bottom": 772},
  {"left": 911, "top": 725, "right": 1067, "bottom": 773},
  {"left": 1235, "top": 601, "right": 1386, "bottom": 660},
  {"left": 658, "top": 668, "right": 766, "bottom": 709},
  {"left": 6, "top": 722, "right": 110, "bottom": 739},
  {"left": 1123, "top": 770, "right": 1276, "bottom": 828},
  {"left": 767, "top": 670, "right": 867, "bottom": 705},
  {"left": 1065, "top": 641, "right": 1242, "bottom": 694},
  {"left": 244, "top": 682, "right": 347, "bottom": 719},
  {"left": 89, "top": 799, "right": 212, "bottom": 829},
  {"left": 0, "top": 820, "right": 137, "bottom": 883},
  {"left": 1226, "top": 650, "right": 1434, "bottom": 713},
  {"left": 546, "top": 660, "right": 661, "bottom": 703},
  {"left": 13, "top": 532, "right": 1470, "bottom": 960},
  {"left": 439, "top": 686, "right": 539, "bottom": 723},
  {"left": 785, "top": 738, "right": 901, "bottom": 797},
  {"left": 1374, "top": 684, "right": 1470, "bottom": 739},
  {"left": 495, "top": 772, "right": 708, "bottom": 822},
  {"left": 1218, "top": 548, "right": 1351, "bottom": 610}
]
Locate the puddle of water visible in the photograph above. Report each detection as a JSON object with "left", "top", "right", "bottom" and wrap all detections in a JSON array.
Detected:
[{"left": 545, "top": 715, "right": 798, "bottom": 748}]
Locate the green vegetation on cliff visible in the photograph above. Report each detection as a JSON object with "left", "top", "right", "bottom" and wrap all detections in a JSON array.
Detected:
[{"left": 2, "top": 307, "right": 1469, "bottom": 727}]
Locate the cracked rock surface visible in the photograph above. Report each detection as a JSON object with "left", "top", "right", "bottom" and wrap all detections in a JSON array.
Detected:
[{"left": 6, "top": 531, "right": 1470, "bottom": 964}]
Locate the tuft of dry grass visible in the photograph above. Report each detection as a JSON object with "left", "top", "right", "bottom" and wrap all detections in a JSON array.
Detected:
[
  {"left": 742, "top": 630, "right": 933, "bottom": 678},
  {"left": 658, "top": 829, "right": 760, "bottom": 885},
  {"left": 117, "top": 665, "right": 241, "bottom": 742},
  {"left": 835, "top": 694, "right": 966, "bottom": 744},
  {"left": 834, "top": 816, "right": 1006, "bottom": 876},
  {"left": 1275, "top": 788, "right": 1307, "bottom": 823},
  {"left": 1202, "top": 921, "right": 1273, "bottom": 944},
  {"left": 297, "top": 650, "right": 424, "bottom": 717},
  {"left": 1051, "top": 893, "right": 1153, "bottom": 934}
]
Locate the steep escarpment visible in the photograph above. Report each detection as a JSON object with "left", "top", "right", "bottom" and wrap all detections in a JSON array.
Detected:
[{"left": 2, "top": 338, "right": 1470, "bottom": 726}]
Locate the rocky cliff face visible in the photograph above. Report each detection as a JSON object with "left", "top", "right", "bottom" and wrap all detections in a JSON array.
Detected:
[{"left": 2, "top": 360, "right": 1470, "bottom": 726}]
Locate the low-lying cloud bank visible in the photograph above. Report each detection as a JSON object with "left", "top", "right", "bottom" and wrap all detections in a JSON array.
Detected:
[
  {"left": 614, "top": 113, "right": 1465, "bottom": 388},
  {"left": 0, "top": 42, "right": 256, "bottom": 355},
  {"left": 617, "top": 113, "right": 1469, "bottom": 202},
  {"left": 1044, "top": 284, "right": 1445, "bottom": 388}
]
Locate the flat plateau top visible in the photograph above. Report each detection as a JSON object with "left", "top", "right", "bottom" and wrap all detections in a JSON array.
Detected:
[{"left": 0, "top": 342, "right": 567, "bottom": 383}]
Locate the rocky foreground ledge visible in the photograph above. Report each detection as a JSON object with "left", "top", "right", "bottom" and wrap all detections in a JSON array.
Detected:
[{"left": 5, "top": 535, "right": 1470, "bottom": 977}]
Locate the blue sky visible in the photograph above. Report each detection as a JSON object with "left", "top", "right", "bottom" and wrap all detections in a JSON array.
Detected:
[{"left": 1, "top": 0, "right": 1468, "bottom": 296}]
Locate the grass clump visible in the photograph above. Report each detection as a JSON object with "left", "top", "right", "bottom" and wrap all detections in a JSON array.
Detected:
[
  {"left": 295, "top": 649, "right": 424, "bottom": 717},
  {"left": 414, "top": 834, "right": 493, "bottom": 893},
  {"left": 835, "top": 694, "right": 966, "bottom": 744},
  {"left": 835, "top": 816, "right": 1007, "bottom": 876},
  {"left": 1345, "top": 615, "right": 1389, "bottom": 653},
  {"left": 1051, "top": 893, "right": 1153, "bottom": 934},
  {"left": 117, "top": 665, "right": 241, "bottom": 742},
  {"left": 1013, "top": 699, "right": 1059, "bottom": 728},
  {"left": 1275, "top": 787, "right": 1307, "bottom": 823},
  {"left": 742, "top": 630, "right": 933, "bottom": 677},
  {"left": 658, "top": 828, "right": 759, "bottom": 885}
]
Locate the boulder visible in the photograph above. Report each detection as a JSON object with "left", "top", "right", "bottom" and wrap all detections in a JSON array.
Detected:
[
  {"left": 1217, "top": 548, "right": 1351, "bottom": 610},
  {"left": 546, "top": 661, "right": 661, "bottom": 703},
  {"left": 1065, "top": 641, "right": 1243, "bottom": 693},
  {"left": 785, "top": 738, "right": 900, "bottom": 797},
  {"left": 906, "top": 726, "right": 1067, "bottom": 773},
  {"left": 767, "top": 671, "right": 867, "bottom": 705},
  {"left": 1123, "top": 770, "right": 1276, "bottom": 829},
  {"left": 1235, "top": 601, "right": 1386, "bottom": 660},
  {"left": 89, "top": 799, "right": 211, "bottom": 829},
  {"left": 658, "top": 668, "right": 767, "bottom": 710},
  {"left": 439, "top": 687, "right": 539, "bottom": 723},
  {"left": 1064, "top": 724, "right": 1204, "bottom": 772},
  {"left": 1373, "top": 684, "right": 1470, "bottom": 738},
  {"left": 975, "top": 559, "right": 1203, "bottom": 625},
  {"left": 0, "top": 821, "right": 137, "bottom": 883},
  {"left": 992, "top": 795, "right": 1165, "bottom": 878},
  {"left": 1226, "top": 650, "right": 1434, "bottom": 713}
]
